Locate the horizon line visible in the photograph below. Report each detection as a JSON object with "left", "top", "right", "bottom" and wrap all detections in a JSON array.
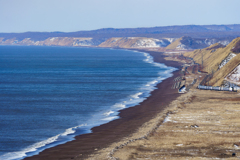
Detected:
[{"left": 1, "top": 23, "right": 240, "bottom": 34}]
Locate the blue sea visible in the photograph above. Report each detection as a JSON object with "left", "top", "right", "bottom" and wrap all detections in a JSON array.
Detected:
[{"left": 0, "top": 46, "right": 176, "bottom": 160}]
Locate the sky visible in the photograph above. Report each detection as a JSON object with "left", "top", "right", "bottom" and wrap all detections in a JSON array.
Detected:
[{"left": 0, "top": 0, "right": 240, "bottom": 33}]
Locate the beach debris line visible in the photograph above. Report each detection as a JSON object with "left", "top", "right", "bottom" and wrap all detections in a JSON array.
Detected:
[
  {"left": 172, "top": 76, "right": 188, "bottom": 91},
  {"left": 172, "top": 78, "right": 187, "bottom": 91},
  {"left": 174, "top": 76, "right": 182, "bottom": 81},
  {"left": 172, "top": 81, "right": 183, "bottom": 89}
]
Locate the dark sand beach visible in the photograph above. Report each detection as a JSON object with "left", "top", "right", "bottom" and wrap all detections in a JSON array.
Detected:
[{"left": 24, "top": 51, "right": 182, "bottom": 160}]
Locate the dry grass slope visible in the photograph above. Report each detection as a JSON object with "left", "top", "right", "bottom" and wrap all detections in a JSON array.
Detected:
[
  {"left": 184, "top": 37, "right": 240, "bottom": 86},
  {"left": 165, "top": 37, "right": 182, "bottom": 50},
  {"left": 113, "top": 89, "right": 240, "bottom": 159},
  {"left": 209, "top": 53, "right": 240, "bottom": 86}
]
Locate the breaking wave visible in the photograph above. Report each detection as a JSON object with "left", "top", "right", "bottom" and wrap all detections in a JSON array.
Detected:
[
  {"left": 0, "top": 124, "right": 87, "bottom": 160},
  {"left": 0, "top": 50, "right": 177, "bottom": 160}
]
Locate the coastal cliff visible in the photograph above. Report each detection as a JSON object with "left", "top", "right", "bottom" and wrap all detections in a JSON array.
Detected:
[
  {"left": 0, "top": 37, "right": 106, "bottom": 47},
  {"left": 0, "top": 36, "right": 172, "bottom": 48},
  {"left": 98, "top": 37, "right": 170, "bottom": 48},
  {"left": 0, "top": 36, "right": 232, "bottom": 50},
  {"left": 1, "top": 24, "right": 240, "bottom": 49}
]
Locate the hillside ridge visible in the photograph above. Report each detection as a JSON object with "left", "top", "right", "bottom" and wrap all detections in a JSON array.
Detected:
[
  {"left": 184, "top": 37, "right": 240, "bottom": 86},
  {"left": 0, "top": 36, "right": 233, "bottom": 50},
  {"left": 1, "top": 24, "right": 240, "bottom": 40}
]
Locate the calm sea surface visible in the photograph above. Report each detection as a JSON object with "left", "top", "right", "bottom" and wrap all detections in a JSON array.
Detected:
[{"left": 0, "top": 46, "right": 175, "bottom": 160}]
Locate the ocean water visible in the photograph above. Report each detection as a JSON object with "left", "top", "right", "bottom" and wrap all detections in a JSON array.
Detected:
[{"left": 0, "top": 46, "right": 176, "bottom": 160}]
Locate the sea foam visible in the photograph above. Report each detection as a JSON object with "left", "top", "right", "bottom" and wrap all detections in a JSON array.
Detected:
[
  {"left": 101, "top": 116, "right": 118, "bottom": 121},
  {"left": 0, "top": 49, "right": 177, "bottom": 160},
  {"left": 131, "top": 92, "right": 143, "bottom": 99},
  {"left": 113, "top": 103, "right": 126, "bottom": 109},
  {"left": 103, "top": 110, "right": 115, "bottom": 116},
  {"left": 0, "top": 124, "right": 87, "bottom": 160}
]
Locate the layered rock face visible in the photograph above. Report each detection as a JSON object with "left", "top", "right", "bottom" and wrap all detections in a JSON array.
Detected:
[{"left": 98, "top": 37, "right": 171, "bottom": 48}]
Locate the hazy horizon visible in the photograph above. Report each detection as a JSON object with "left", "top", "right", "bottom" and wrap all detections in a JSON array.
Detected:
[
  {"left": 1, "top": 23, "right": 240, "bottom": 34},
  {"left": 1, "top": 0, "right": 240, "bottom": 33}
]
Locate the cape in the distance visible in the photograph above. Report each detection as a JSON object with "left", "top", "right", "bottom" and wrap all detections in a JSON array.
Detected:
[{"left": 1, "top": 24, "right": 240, "bottom": 51}]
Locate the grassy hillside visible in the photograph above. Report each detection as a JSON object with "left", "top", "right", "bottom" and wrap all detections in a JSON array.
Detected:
[
  {"left": 165, "top": 36, "right": 227, "bottom": 50},
  {"left": 184, "top": 37, "right": 240, "bottom": 86},
  {"left": 165, "top": 37, "right": 182, "bottom": 50}
]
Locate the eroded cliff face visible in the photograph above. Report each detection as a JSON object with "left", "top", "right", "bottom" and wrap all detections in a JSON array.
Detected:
[
  {"left": 0, "top": 36, "right": 172, "bottom": 48},
  {"left": 42, "top": 37, "right": 94, "bottom": 46},
  {"left": 98, "top": 37, "right": 171, "bottom": 48},
  {"left": 0, "top": 37, "right": 106, "bottom": 47},
  {"left": 0, "top": 36, "right": 233, "bottom": 50}
]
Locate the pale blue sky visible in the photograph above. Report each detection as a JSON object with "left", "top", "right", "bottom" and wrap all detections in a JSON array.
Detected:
[{"left": 0, "top": 0, "right": 239, "bottom": 33}]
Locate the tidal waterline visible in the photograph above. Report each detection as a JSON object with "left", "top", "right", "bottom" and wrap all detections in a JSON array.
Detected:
[{"left": 0, "top": 46, "right": 176, "bottom": 160}]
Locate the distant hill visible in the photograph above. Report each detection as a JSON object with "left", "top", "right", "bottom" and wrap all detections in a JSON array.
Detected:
[
  {"left": 165, "top": 36, "right": 231, "bottom": 50},
  {"left": 2, "top": 24, "right": 240, "bottom": 87},
  {"left": 98, "top": 37, "right": 171, "bottom": 48},
  {"left": 0, "top": 35, "right": 233, "bottom": 50},
  {"left": 1, "top": 24, "right": 240, "bottom": 41}
]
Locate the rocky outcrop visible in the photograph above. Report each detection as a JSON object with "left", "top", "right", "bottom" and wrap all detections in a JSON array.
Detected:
[
  {"left": 98, "top": 37, "right": 170, "bottom": 48},
  {"left": 225, "top": 64, "right": 240, "bottom": 85},
  {"left": 218, "top": 53, "right": 236, "bottom": 69}
]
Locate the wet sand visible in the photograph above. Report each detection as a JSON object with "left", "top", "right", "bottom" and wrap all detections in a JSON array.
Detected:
[{"left": 24, "top": 51, "right": 182, "bottom": 160}]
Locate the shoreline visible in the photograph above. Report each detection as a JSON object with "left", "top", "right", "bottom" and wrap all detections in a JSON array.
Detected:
[{"left": 24, "top": 50, "right": 182, "bottom": 160}]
